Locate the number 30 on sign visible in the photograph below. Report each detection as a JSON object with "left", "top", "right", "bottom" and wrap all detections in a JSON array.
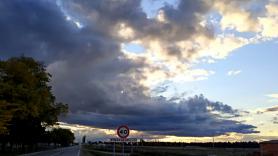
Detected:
[{"left": 117, "top": 125, "right": 129, "bottom": 138}]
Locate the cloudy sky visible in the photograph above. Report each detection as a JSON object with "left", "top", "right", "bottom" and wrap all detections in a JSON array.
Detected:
[{"left": 1, "top": 0, "right": 278, "bottom": 142}]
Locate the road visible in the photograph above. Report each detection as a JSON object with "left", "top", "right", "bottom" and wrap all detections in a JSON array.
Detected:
[{"left": 21, "top": 145, "right": 81, "bottom": 156}]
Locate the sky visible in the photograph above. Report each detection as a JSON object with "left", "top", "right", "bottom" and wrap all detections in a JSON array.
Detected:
[{"left": 1, "top": 0, "right": 278, "bottom": 142}]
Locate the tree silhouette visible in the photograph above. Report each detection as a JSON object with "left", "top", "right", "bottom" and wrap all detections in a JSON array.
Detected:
[
  {"left": 0, "top": 101, "right": 15, "bottom": 134},
  {"left": 0, "top": 56, "right": 68, "bottom": 152},
  {"left": 50, "top": 128, "right": 75, "bottom": 147}
]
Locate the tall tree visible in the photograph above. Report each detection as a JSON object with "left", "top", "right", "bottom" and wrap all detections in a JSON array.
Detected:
[{"left": 0, "top": 56, "right": 68, "bottom": 151}]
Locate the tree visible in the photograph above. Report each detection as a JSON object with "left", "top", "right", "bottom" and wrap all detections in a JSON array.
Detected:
[
  {"left": 0, "top": 101, "right": 15, "bottom": 134},
  {"left": 0, "top": 61, "right": 18, "bottom": 134},
  {"left": 51, "top": 128, "right": 75, "bottom": 147},
  {"left": 0, "top": 56, "right": 68, "bottom": 151}
]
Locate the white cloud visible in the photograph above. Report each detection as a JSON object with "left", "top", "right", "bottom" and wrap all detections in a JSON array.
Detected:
[
  {"left": 117, "top": 23, "right": 135, "bottom": 39},
  {"left": 266, "top": 94, "right": 278, "bottom": 99},
  {"left": 227, "top": 70, "right": 242, "bottom": 76},
  {"left": 197, "top": 34, "right": 250, "bottom": 59},
  {"left": 115, "top": 1, "right": 278, "bottom": 87},
  {"left": 172, "top": 69, "right": 215, "bottom": 82},
  {"left": 213, "top": 0, "right": 260, "bottom": 32},
  {"left": 214, "top": 1, "right": 278, "bottom": 40},
  {"left": 258, "top": 3, "right": 278, "bottom": 38}
]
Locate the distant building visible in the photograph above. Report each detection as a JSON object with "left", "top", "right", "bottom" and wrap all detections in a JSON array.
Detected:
[
  {"left": 260, "top": 140, "right": 278, "bottom": 156},
  {"left": 82, "top": 135, "right": 86, "bottom": 144}
]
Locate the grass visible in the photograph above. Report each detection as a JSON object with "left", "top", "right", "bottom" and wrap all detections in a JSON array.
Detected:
[{"left": 82, "top": 144, "right": 259, "bottom": 156}]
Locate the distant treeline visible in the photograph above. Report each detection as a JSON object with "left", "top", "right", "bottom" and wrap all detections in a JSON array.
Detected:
[
  {"left": 90, "top": 141, "right": 259, "bottom": 148},
  {"left": 138, "top": 141, "right": 259, "bottom": 148}
]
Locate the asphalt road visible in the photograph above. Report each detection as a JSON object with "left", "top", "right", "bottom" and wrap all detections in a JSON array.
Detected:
[{"left": 21, "top": 145, "right": 81, "bottom": 156}]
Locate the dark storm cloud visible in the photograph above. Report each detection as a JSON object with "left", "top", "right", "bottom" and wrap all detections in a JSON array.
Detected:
[
  {"left": 256, "top": 105, "right": 278, "bottom": 114},
  {"left": 265, "top": 106, "right": 278, "bottom": 112},
  {"left": 273, "top": 116, "right": 278, "bottom": 124},
  {"left": 0, "top": 0, "right": 258, "bottom": 136},
  {"left": 64, "top": 0, "right": 214, "bottom": 61},
  {"left": 0, "top": 0, "right": 77, "bottom": 60},
  {"left": 0, "top": 0, "right": 122, "bottom": 63},
  {"left": 61, "top": 95, "right": 257, "bottom": 136},
  {"left": 159, "top": 0, "right": 214, "bottom": 40}
]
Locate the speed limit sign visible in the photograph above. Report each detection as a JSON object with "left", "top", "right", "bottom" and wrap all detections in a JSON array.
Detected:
[{"left": 117, "top": 125, "right": 129, "bottom": 138}]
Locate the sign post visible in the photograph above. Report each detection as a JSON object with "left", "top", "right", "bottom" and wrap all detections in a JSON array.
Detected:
[
  {"left": 122, "top": 142, "right": 124, "bottom": 156},
  {"left": 113, "top": 142, "right": 115, "bottom": 156},
  {"left": 117, "top": 125, "right": 129, "bottom": 156},
  {"left": 111, "top": 125, "right": 137, "bottom": 156}
]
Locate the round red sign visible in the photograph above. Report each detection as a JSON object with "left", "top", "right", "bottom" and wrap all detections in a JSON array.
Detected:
[{"left": 117, "top": 125, "right": 129, "bottom": 138}]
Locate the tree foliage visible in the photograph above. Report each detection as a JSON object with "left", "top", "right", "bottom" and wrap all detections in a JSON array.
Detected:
[
  {"left": 0, "top": 56, "right": 69, "bottom": 151},
  {"left": 0, "top": 101, "right": 15, "bottom": 134},
  {"left": 50, "top": 128, "right": 75, "bottom": 147}
]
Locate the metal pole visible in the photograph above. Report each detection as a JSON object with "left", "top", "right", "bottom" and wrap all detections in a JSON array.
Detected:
[
  {"left": 212, "top": 137, "right": 214, "bottom": 148},
  {"left": 131, "top": 142, "right": 133, "bottom": 154},
  {"left": 113, "top": 142, "right": 115, "bottom": 156},
  {"left": 122, "top": 142, "right": 124, "bottom": 156}
]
